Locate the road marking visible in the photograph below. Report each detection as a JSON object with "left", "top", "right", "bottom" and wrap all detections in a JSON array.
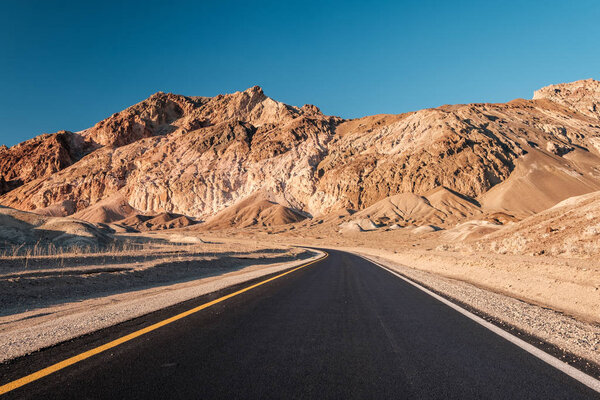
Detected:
[
  {"left": 0, "top": 252, "right": 327, "bottom": 396},
  {"left": 359, "top": 254, "right": 600, "bottom": 394}
]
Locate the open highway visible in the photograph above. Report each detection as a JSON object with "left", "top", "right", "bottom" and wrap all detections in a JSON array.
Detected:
[{"left": 0, "top": 249, "right": 598, "bottom": 399}]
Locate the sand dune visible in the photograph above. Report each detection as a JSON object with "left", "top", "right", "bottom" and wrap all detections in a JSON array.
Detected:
[
  {"left": 117, "top": 214, "right": 153, "bottom": 227},
  {"left": 35, "top": 200, "right": 77, "bottom": 217},
  {"left": 141, "top": 213, "right": 197, "bottom": 231},
  {"left": 425, "top": 187, "right": 481, "bottom": 220},
  {"left": 113, "top": 212, "right": 198, "bottom": 231},
  {"left": 442, "top": 220, "right": 503, "bottom": 241},
  {"left": 479, "top": 150, "right": 600, "bottom": 215},
  {"left": 350, "top": 193, "right": 440, "bottom": 226}
]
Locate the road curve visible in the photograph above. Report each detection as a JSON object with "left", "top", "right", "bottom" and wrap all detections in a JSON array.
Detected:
[{"left": 0, "top": 249, "right": 598, "bottom": 399}]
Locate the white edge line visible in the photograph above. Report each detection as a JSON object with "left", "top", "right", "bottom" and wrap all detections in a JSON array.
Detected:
[{"left": 356, "top": 253, "right": 600, "bottom": 394}]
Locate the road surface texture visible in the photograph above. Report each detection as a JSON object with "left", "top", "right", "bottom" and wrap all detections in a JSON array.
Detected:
[{"left": 1, "top": 249, "right": 598, "bottom": 399}]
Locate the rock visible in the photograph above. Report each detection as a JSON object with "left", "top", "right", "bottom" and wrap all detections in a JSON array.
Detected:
[
  {"left": 0, "top": 131, "right": 95, "bottom": 195},
  {"left": 533, "top": 78, "right": 600, "bottom": 120},
  {"left": 2, "top": 80, "right": 600, "bottom": 229},
  {"left": 0, "top": 206, "right": 112, "bottom": 248},
  {"left": 546, "top": 141, "right": 573, "bottom": 156}
]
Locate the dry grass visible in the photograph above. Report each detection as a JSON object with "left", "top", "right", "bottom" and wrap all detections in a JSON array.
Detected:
[
  {"left": 0, "top": 232, "right": 251, "bottom": 271},
  {"left": 0, "top": 234, "right": 310, "bottom": 317},
  {"left": 0, "top": 240, "right": 183, "bottom": 269},
  {"left": 0, "top": 232, "right": 302, "bottom": 273}
]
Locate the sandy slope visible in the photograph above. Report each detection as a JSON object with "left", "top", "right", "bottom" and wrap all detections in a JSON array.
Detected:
[
  {"left": 477, "top": 190, "right": 600, "bottom": 257},
  {"left": 0, "top": 206, "right": 112, "bottom": 248},
  {"left": 479, "top": 151, "right": 600, "bottom": 215},
  {"left": 198, "top": 192, "right": 307, "bottom": 230},
  {"left": 345, "top": 187, "right": 481, "bottom": 228},
  {"left": 72, "top": 193, "right": 139, "bottom": 223}
]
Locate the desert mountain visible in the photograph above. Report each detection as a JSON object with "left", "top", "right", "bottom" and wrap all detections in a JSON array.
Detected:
[
  {"left": 0, "top": 86, "right": 338, "bottom": 219},
  {"left": 0, "top": 131, "right": 96, "bottom": 195},
  {"left": 533, "top": 78, "right": 600, "bottom": 120},
  {"left": 1, "top": 79, "right": 600, "bottom": 229}
]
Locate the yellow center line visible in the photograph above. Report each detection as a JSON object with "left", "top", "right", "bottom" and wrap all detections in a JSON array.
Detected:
[{"left": 0, "top": 252, "right": 328, "bottom": 396}]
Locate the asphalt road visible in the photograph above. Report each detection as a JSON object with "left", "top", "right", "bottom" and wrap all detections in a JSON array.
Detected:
[{"left": 1, "top": 249, "right": 598, "bottom": 399}]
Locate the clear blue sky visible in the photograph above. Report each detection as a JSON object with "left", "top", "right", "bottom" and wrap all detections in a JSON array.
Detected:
[{"left": 1, "top": 0, "right": 599, "bottom": 146}]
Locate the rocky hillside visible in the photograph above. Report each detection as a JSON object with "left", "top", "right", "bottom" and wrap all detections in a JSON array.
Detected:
[
  {"left": 1, "top": 79, "right": 600, "bottom": 226},
  {"left": 533, "top": 78, "right": 600, "bottom": 120},
  {"left": 476, "top": 189, "right": 600, "bottom": 257},
  {"left": 0, "top": 131, "right": 95, "bottom": 195}
]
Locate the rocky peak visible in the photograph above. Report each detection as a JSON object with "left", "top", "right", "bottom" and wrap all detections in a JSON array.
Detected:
[
  {"left": 244, "top": 85, "right": 264, "bottom": 96},
  {"left": 77, "top": 86, "right": 331, "bottom": 149},
  {"left": 533, "top": 78, "right": 600, "bottom": 119},
  {"left": 300, "top": 104, "right": 321, "bottom": 115},
  {"left": 81, "top": 92, "right": 196, "bottom": 147},
  {"left": 0, "top": 130, "right": 91, "bottom": 195},
  {"left": 191, "top": 86, "right": 302, "bottom": 128}
]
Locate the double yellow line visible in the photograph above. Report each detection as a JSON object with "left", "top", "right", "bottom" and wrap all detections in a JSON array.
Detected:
[{"left": 0, "top": 252, "right": 327, "bottom": 396}]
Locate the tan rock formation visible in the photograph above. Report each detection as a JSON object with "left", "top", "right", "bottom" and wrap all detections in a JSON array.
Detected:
[
  {"left": 72, "top": 193, "right": 139, "bottom": 223},
  {"left": 479, "top": 189, "right": 600, "bottom": 257},
  {"left": 0, "top": 206, "right": 112, "bottom": 247},
  {"left": 344, "top": 187, "right": 481, "bottom": 228},
  {"left": 0, "top": 131, "right": 95, "bottom": 195},
  {"left": 533, "top": 78, "right": 600, "bottom": 120}
]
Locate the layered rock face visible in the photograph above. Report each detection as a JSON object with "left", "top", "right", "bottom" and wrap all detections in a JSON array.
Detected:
[
  {"left": 316, "top": 92, "right": 600, "bottom": 214},
  {"left": 0, "top": 87, "right": 339, "bottom": 217},
  {"left": 0, "top": 131, "right": 95, "bottom": 195},
  {"left": 1, "top": 80, "right": 600, "bottom": 222},
  {"left": 533, "top": 78, "right": 600, "bottom": 120},
  {"left": 81, "top": 92, "right": 195, "bottom": 147}
]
